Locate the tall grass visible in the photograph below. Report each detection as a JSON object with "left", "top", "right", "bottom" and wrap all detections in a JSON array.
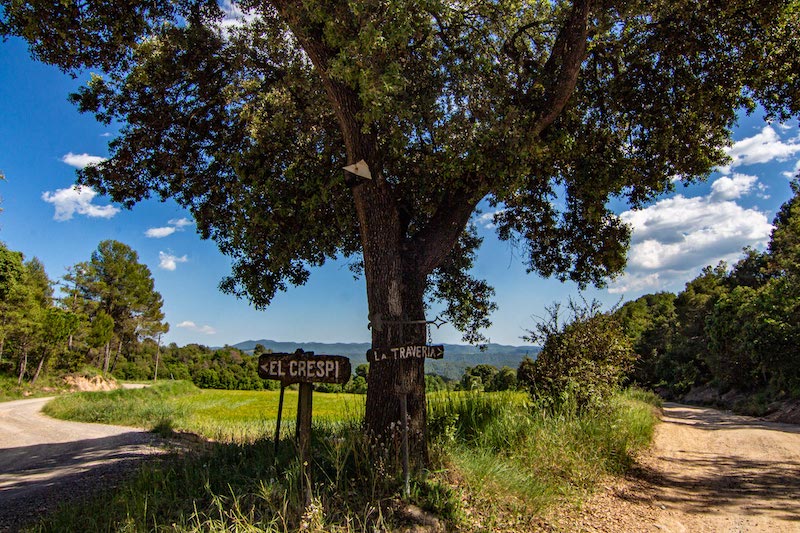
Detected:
[
  {"left": 32, "top": 385, "right": 659, "bottom": 531},
  {"left": 427, "top": 389, "right": 660, "bottom": 527}
]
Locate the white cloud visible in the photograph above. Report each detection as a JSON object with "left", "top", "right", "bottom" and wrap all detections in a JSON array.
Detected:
[
  {"left": 146, "top": 226, "right": 177, "bottom": 238},
  {"left": 720, "top": 126, "right": 800, "bottom": 172},
  {"left": 61, "top": 152, "right": 106, "bottom": 169},
  {"left": 158, "top": 251, "right": 188, "bottom": 271},
  {"left": 476, "top": 209, "right": 507, "bottom": 229},
  {"left": 176, "top": 320, "right": 217, "bottom": 335},
  {"left": 41, "top": 185, "right": 119, "bottom": 221},
  {"left": 610, "top": 174, "right": 773, "bottom": 294},
  {"left": 783, "top": 159, "right": 800, "bottom": 179},
  {"left": 219, "top": 0, "right": 258, "bottom": 28},
  {"left": 608, "top": 273, "right": 663, "bottom": 295},
  {"left": 709, "top": 173, "right": 758, "bottom": 202},
  {"left": 145, "top": 217, "right": 193, "bottom": 238},
  {"left": 168, "top": 217, "right": 192, "bottom": 228}
]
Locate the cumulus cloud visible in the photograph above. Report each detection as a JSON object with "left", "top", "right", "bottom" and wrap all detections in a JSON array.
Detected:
[
  {"left": 145, "top": 217, "right": 193, "bottom": 238},
  {"left": 176, "top": 321, "right": 217, "bottom": 335},
  {"left": 720, "top": 126, "right": 800, "bottom": 172},
  {"left": 608, "top": 175, "right": 772, "bottom": 294},
  {"left": 41, "top": 185, "right": 119, "bottom": 221},
  {"left": 158, "top": 251, "right": 188, "bottom": 271},
  {"left": 709, "top": 173, "right": 758, "bottom": 202},
  {"left": 61, "top": 152, "right": 106, "bottom": 169},
  {"left": 219, "top": 0, "right": 258, "bottom": 28}
]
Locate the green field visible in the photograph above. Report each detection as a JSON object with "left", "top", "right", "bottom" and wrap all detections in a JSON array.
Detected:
[{"left": 43, "top": 381, "right": 366, "bottom": 442}]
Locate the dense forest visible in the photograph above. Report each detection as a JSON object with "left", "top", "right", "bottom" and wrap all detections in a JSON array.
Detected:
[{"left": 614, "top": 180, "right": 800, "bottom": 407}]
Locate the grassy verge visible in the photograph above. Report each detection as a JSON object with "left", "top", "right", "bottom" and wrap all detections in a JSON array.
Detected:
[{"left": 32, "top": 385, "right": 660, "bottom": 531}]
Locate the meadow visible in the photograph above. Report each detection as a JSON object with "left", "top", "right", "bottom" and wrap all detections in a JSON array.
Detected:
[{"left": 35, "top": 382, "right": 661, "bottom": 531}]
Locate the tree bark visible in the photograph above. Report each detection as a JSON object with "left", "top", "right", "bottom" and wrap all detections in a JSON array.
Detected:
[
  {"left": 111, "top": 339, "right": 123, "bottom": 373},
  {"left": 17, "top": 345, "right": 28, "bottom": 385},
  {"left": 31, "top": 353, "right": 46, "bottom": 385},
  {"left": 364, "top": 275, "right": 429, "bottom": 467},
  {"left": 153, "top": 333, "right": 161, "bottom": 381},
  {"left": 103, "top": 341, "right": 111, "bottom": 374}
]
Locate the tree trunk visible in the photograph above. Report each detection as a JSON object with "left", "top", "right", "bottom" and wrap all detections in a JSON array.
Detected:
[
  {"left": 356, "top": 180, "right": 430, "bottom": 467},
  {"left": 111, "top": 339, "right": 122, "bottom": 373},
  {"left": 31, "top": 353, "right": 46, "bottom": 385},
  {"left": 364, "top": 273, "right": 429, "bottom": 468},
  {"left": 17, "top": 345, "right": 28, "bottom": 385},
  {"left": 153, "top": 334, "right": 161, "bottom": 381},
  {"left": 103, "top": 341, "right": 111, "bottom": 374}
]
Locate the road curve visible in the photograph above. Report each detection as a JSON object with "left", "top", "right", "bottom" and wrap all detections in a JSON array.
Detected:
[{"left": 0, "top": 396, "right": 165, "bottom": 532}]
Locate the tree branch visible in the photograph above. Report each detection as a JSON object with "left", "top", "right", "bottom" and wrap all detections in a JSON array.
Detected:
[
  {"left": 530, "top": 0, "right": 595, "bottom": 136},
  {"left": 409, "top": 184, "right": 483, "bottom": 275}
]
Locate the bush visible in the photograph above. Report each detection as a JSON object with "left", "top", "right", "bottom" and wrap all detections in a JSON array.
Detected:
[{"left": 518, "top": 298, "right": 635, "bottom": 412}]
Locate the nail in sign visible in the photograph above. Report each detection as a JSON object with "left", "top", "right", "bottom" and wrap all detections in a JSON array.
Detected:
[
  {"left": 258, "top": 352, "right": 351, "bottom": 385},
  {"left": 366, "top": 345, "right": 444, "bottom": 363}
]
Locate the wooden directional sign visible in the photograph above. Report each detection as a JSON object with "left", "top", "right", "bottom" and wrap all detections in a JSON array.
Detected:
[
  {"left": 258, "top": 351, "right": 351, "bottom": 385},
  {"left": 366, "top": 345, "right": 445, "bottom": 363}
]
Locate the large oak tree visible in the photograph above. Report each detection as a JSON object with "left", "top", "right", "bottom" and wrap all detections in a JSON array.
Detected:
[{"left": 3, "top": 0, "right": 798, "bottom": 460}]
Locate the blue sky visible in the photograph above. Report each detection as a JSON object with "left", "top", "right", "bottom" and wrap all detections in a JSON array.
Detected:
[{"left": 1, "top": 35, "right": 799, "bottom": 348}]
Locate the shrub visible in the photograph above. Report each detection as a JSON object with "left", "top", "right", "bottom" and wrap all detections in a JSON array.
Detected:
[{"left": 518, "top": 298, "right": 635, "bottom": 412}]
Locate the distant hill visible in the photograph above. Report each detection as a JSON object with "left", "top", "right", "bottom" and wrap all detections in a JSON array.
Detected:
[{"left": 229, "top": 339, "right": 540, "bottom": 381}]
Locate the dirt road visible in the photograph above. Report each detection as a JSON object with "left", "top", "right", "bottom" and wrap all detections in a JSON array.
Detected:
[
  {"left": 574, "top": 403, "right": 800, "bottom": 532},
  {"left": 0, "top": 396, "right": 164, "bottom": 532}
]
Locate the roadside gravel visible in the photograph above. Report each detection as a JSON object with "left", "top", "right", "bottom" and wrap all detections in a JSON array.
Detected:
[{"left": 0, "top": 396, "right": 166, "bottom": 532}]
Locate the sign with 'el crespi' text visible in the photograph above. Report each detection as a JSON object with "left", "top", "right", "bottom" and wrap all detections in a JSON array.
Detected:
[{"left": 258, "top": 352, "right": 351, "bottom": 385}]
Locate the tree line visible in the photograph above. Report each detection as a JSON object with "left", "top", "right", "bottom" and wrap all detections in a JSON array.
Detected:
[
  {"left": 614, "top": 181, "right": 800, "bottom": 401},
  {"left": 0, "top": 240, "right": 518, "bottom": 393},
  {"left": 0, "top": 240, "right": 167, "bottom": 385}
]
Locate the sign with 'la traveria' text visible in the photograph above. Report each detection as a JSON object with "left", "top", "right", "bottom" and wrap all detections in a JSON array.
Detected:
[
  {"left": 366, "top": 345, "right": 444, "bottom": 363},
  {"left": 258, "top": 352, "right": 351, "bottom": 385}
]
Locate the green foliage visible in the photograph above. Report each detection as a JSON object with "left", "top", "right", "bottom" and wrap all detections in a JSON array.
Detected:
[
  {"left": 72, "top": 240, "right": 167, "bottom": 349},
  {"left": 614, "top": 292, "right": 677, "bottom": 386},
  {"left": 518, "top": 299, "right": 635, "bottom": 412},
  {"left": 427, "top": 390, "right": 658, "bottom": 524},
  {"left": 3, "top": 0, "right": 797, "bottom": 345},
  {"left": 43, "top": 380, "right": 199, "bottom": 428}
]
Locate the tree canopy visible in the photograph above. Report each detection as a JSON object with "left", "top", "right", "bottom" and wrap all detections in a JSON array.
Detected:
[{"left": 4, "top": 0, "right": 799, "bottom": 453}]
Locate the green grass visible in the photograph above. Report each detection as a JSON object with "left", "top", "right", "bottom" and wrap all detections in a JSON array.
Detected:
[
  {"left": 426, "top": 389, "right": 660, "bottom": 527},
  {"left": 44, "top": 381, "right": 366, "bottom": 442},
  {"left": 33, "top": 385, "right": 660, "bottom": 532}
]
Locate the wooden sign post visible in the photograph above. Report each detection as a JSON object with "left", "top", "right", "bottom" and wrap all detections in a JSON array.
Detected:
[
  {"left": 258, "top": 349, "right": 351, "bottom": 505},
  {"left": 367, "top": 344, "right": 445, "bottom": 496}
]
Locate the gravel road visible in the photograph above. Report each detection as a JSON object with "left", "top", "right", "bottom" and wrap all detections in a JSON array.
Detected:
[
  {"left": 571, "top": 403, "right": 800, "bottom": 532},
  {"left": 0, "top": 396, "right": 165, "bottom": 532}
]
